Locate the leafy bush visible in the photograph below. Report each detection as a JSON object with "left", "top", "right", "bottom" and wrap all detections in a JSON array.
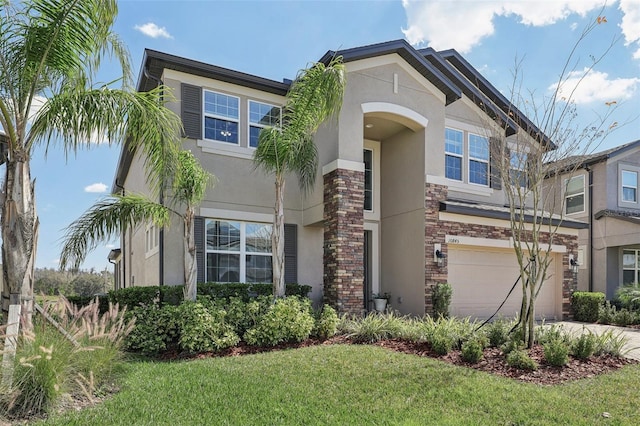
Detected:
[
  {"left": 313, "top": 305, "right": 339, "bottom": 339},
  {"left": 222, "top": 296, "right": 272, "bottom": 335},
  {"left": 177, "top": 302, "right": 239, "bottom": 353},
  {"left": 612, "top": 308, "right": 637, "bottom": 327},
  {"left": 599, "top": 301, "right": 616, "bottom": 325},
  {"left": 506, "top": 349, "right": 538, "bottom": 371},
  {"left": 536, "top": 324, "right": 571, "bottom": 346},
  {"left": 244, "top": 297, "right": 315, "bottom": 346},
  {"left": 461, "top": 336, "right": 486, "bottom": 363},
  {"left": 126, "top": 305, "right": 180, "bottom": 355},
  {"left": 614, "top": 283, "right": 640, "bottom": 311},
  {"left": 543, "top": 338, "right": 570, "bottom": 366},
  {"left": 485, "top": 318, "right": 512, "bottom": 347},
  {"left": 432, "top": 283, "right": 452, "bottom": 318},
  {"left": 571, "top": 292, "right": 605, "bottom": 322},
  {"left": 571, "top": 331, "right": 597, "bottom": 360}
]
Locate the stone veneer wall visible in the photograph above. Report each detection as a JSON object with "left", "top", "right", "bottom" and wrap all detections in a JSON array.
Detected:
[
  {"left": 323, "top": 168, "right": 365, "bottom": 315},
  {"left": 424, "top": 183, "right": 578, "bottom": 319}
]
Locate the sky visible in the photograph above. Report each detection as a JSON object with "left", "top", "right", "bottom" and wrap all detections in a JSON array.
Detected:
[{"left": 19, "top": 0, "right": 640, "bottom": 272}]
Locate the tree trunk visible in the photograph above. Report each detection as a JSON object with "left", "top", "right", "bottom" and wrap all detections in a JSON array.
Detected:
[
  {"left": 272, "top": 174, "right": 286, "bottom": 298},
  {"left": 183, "top": 207, "right": 197, "bottom": 302},
  {"left": 2, "top": 156, "right": 39, "bottom": 330}
]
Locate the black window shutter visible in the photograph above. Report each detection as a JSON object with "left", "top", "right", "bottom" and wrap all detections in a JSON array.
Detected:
[
  {"left": 181, "top": 83, "right": 202, "bottom": 140},
  {"left": 194, "top": 216, "right": 205, "bottom": 283},
  {"left": 489, "top": 137, "right": 502, "bottom": 190},
  {"left": 284, "top": 224, "right": 297, "bottom": 284}
]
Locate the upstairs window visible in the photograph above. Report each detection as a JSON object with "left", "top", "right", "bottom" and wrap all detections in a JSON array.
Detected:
[
  {"left": 622, "top": 170, "right": 638, "bottom": 203},
  {"left": 249, "top": 101, "right": 281, "bottom": 148},
  {"left": 445, "top": 128, "right": 463, "bottom": 181},
  {"left": 204, "top": 90, "right": 239, "bottom": 144},
  {"left": 468, "top": 134, "right": 489, "bottom": 186},
  {"left": 565, "top": 175, "right": 585, "bottom": 215},
  {"left": 509, "top": 151, "right": 528, "bottom": 188}
]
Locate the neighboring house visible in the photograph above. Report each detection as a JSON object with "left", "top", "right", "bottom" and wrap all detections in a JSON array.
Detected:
[
  {"left": 111, "top": 39, "right": 586, "bottom": 319},
  {"left": 548, "top": 140, "right": 640, "bottom": 300}
]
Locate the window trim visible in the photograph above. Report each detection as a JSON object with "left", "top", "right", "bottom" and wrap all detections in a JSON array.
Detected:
[
  {"left": 205, "top": 219, "right": 272, "bottom": 283},
  {"left": 363, "top": 148, "right": 374, "bottom": 212},
  {"left": 622, "top": 249, "right": 640, "bottom": 285},
  {"left": 621, "top": 169, "right": 638, "bottom": 204},
  {"left": 564, "top": 175, "right": 586, "bottom": 215},
  {"left": 248, "top": 99, "right": 281, "bottom": 149},
  {"left": 203, "top": 89, "right": 240, "bottom": 145},
  {"left": 467, "top": 132, "right": 489, "bottom": 187},
  {"left": 444, "top": 127, "right": 463, "bottom": 182}
]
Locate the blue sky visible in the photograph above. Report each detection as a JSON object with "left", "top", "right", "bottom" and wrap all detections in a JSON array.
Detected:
[{"left": 25, "top": 0, "right": 640, "bottom": 272}]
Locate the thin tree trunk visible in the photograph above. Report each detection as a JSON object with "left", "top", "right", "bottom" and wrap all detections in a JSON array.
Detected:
[
  {"left": 272, "top": 174, "right": 286, "bottom": 298},
  {"left": 183, "top": 207, "right": 197, "bottom": 301},
  {"left": 2, "top": 157, "right": 39, "bottom": 330}
]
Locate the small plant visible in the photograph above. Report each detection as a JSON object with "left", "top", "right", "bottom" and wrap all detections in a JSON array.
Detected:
[
  {"left": 485, "top": 317, "right": 512, "bottom": 347},
  {"left": 432, "top": 283, "right": 452, "bottom": 319},
  {"left": 543, "top": 338, "right": 570, "bottom": 367},
  {"left": 372, "top": 292, "right": 390, "bottom": 300},
  {"left": 612, "top": 308, "right": 637, "bottom": 327},
  {"left": 571, "top": 330, "right": 597, "bottom": 360},
  {"left": 506, "top": 349, "right": 538, "bottom": 371},
  {"left": 614, "top": 283, "right": 640, "bottom": 311},
  {"left": 461, "top": 336, "right": 486, "bottom": 363},
  {"left": 599, "top": 301, "right": 616, "bottom": 325},
  {"left": 593, "top": 330, "right": 631, "bottom": 357},
  {"left": 313, "top": 305, "right": 339, "bottom": 339},
  {"left": 244, "top": 297, "right": 315, "bottom": 346},
  {"left": 536, "top": 324, "right": 571, "bottom": 346},
  {"left": 342, "top": 312, "right": 409, "bottom": 343}
]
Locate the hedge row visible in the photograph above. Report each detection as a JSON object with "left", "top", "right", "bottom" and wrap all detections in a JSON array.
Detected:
[{"left": 67, "top": 283, "right": 311, "bottom": 312}]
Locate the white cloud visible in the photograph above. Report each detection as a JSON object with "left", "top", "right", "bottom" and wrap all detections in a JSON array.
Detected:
[
  {"left": 570, "top": 22, "right": 579, "bottom": 31},
  {"left": 134, "top": 22, "right": 173, "bottom": 39},
  {"left": 84, "top": 182, "right": 108, "bottom": 193},
  {"left": 402, "top": 0, "right": 606, "bottom": 53},
  {"left": 619, "top": 0, "right": 640, "bottom": 58},
  {"left": 549, "top": 68, "right": 640, "bottom": 104}
]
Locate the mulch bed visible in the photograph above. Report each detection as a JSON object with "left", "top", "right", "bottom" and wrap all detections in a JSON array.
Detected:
[{"left": 165, "top": 336, "right": 637, "bottom": 386}]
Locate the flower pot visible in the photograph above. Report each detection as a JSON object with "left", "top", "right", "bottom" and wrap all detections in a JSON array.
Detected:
[{"left": 373, "top": 298, "right": 387, "bottom": 312}]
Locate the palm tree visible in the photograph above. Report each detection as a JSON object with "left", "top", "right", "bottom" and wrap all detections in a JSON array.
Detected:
[
  {"left": 59, "top": 150, "right": 212, "bottom": 302},
  {"left": 0, "top": 0, "right": 182, "bottom": 327},
  {"left": 253, "top": 56, "right": 345, "bottom": 298}
]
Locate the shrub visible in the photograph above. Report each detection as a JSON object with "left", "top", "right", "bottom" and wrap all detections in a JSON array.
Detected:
[
  {"left": 614, "top": 283, "right": 640, "bottom": 311},
  {"left": 612, "top": 308, "right": 636, "bottom": 327},
  {"left": 571, "top": 292, "right": 605, "bottom": 322},
  {"left": 593, "top": 330, "right": 630, "bottom": 357},
  {"left": 177, "top": 302, "right": 239, "bottom": 353},
  {"left": 461, "top": 336, "right": 486, "bottom": 363},
  {"left": 432, "top": 283, "right": 452, "bottom": 319},
  {"left": 126, "top": 305, "right": 180, "bottom": 355},
  {"left": 110, "top": 286, "right": 162, "bottom": 310},
  {"left": 244, "top": 297, "right": 315, "bottom": 346},
  {"left": 599, "top": 301, "right": 616, "bottom": 325},
  {"left": 223, "top": 296, "right": 272, "bottom": 335},
  {"left": 485, "top": 318, "right": 512, "bottom": 347},
  {"left": 313, "top": 305, "right": 339, "bottom": 339},
  {"left": 571, "top": 331, "right": 597, "bottom": 360},
  {"left": 506, "top": 349, "right": 538, "bottom": 371},
  {"left": 543, "top": 338, "right": 570, "bottom": 366},
  {"left": 536, "top": 324, "right": 571, "bottom": 346}
]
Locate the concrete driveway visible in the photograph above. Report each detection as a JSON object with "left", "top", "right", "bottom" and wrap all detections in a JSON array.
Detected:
[{"left": 551, "top": 321, "right": 640, "bottom": 361}]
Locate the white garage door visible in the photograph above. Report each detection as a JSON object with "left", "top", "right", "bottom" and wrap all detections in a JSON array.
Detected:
[{"left": 448, "top": 247, "right": 560, "bottom": 320}]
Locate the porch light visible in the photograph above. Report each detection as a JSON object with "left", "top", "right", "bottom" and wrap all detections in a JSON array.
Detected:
[
  {"left": 569, "top": 254, "right": 579, "bottom": 275},
  {"left": 434, "top": 243, "right": 446, "bottom": 267}
]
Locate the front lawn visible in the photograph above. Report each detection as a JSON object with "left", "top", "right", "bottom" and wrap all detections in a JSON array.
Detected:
[{"left": 39, "top": 344, "right": 640, "bottom": 425}]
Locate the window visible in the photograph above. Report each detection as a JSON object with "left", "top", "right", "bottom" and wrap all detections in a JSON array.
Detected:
[
  {"left": 145, "top": 224, "right": 159, "bottom": 255},
  {"left": 205, "top": 219, "right": 272, "bottom": 283},
  {"left": 565, "top": 175, "right": 585, "bottom": 214},
  {"left": 364, "top": 149, "right": 373, "bottom": 211},
  {"left": 623, "top": 249, "right": 640, "bottom": 285},
  {"left": 468, "top": 134, "right": 489, "bottom": 186},
  {"left": 204, "top": 90, "right": 239, "bottom": 144},
  {"left": 249, "top": 101, "right": 281, "bottom": 148},
  {"left": 509, "top": 151, "right": 528, "bottom": 188},
  {"left": 622, "top": 170, "right": 638, "bottom": 203},
  {"left": 445, "top": 128, "right": 463, "bottom": 181}
]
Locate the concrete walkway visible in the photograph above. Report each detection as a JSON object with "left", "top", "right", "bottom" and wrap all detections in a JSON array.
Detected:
[{"left": 551, "top": 321, "right": 640, "bottom": 361}]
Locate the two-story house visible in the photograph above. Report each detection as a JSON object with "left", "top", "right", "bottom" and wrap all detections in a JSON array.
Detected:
[
  {"left": 549, "top": 140, "right": 640, "bottom": 300},
  {"left": 111, "top": 40, "right": 586, "bottom": 319}
]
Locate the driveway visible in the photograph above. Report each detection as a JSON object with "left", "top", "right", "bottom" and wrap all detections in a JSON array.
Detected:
[{"left": 552, "top": 321, "right": 640, "bottom": 361}]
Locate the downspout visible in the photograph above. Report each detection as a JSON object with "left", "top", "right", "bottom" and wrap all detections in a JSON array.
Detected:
[
  {"left": 587, "top": 166, "right": 594, "bottom": 292},
  {"left": 143, "top": 66, "right": 165, "bottom": 287},
  {"left": 115, "top": 182, "right": 126, "bottom": 288}
]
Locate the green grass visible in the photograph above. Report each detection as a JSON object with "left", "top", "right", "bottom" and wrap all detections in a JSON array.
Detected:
[{"left": 38, "top": 345, "right": 640, "bottom": 425}]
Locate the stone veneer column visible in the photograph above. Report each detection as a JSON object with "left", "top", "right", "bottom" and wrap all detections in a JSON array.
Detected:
[
  {"left": 323, "top": 168, "right": 365, "bottom": 315},
  {"left": 424, "top": 183, "right": 449, "bottom": 315}
]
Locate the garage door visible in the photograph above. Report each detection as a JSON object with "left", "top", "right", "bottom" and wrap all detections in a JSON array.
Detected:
[{"left": 448, "top": 247, "right": 560, "bottom": 320}]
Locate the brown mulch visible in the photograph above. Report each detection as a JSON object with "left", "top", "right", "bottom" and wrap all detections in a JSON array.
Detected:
[{"left": 162, "top": 335, "right": 637, "bottom": 386}]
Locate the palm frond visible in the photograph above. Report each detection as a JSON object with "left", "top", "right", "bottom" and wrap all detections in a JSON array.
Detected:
[
  {"left": 171, "top": 150, "right": 214, "bottom": 208},
  {"left": 59, "top": 194, "right": 170, "bottom": 271}
]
